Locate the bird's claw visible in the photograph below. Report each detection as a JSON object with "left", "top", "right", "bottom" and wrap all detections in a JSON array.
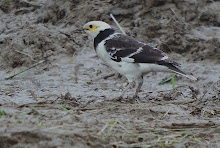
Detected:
[{"left": 112, "top": 96, "right": 124, "bottom": 102}]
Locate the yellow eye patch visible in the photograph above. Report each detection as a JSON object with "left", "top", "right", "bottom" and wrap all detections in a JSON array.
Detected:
[{"left": 88, "top": 25, "right": 98, "bottom": 31}]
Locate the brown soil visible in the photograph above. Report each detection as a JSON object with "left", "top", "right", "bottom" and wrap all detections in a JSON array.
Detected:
[{"left": 0, "top": 0, "right": 219, "bottom": 147}]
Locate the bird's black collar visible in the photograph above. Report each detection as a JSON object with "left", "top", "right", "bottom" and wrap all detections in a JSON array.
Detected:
[{"left": 94, "top": 29, "right": 115, "bottom": 49}]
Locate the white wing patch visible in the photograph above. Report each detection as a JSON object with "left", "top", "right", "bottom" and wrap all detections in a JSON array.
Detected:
[
  {"left": 121, "top": 47, "right": 143, "bottom": 63},
  {"left": 127, "top": 47, "right": 143, "bottom": 57},
  {"left": 108, "top": 47, "right": 144, "bottom": 63},
  {"left": 121, "top": 57, "right": 135, "bottom": 62}
]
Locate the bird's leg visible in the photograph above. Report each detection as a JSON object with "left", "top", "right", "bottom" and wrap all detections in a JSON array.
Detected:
[
  {"left": 133, "top": 77, "right": 143, "bottom": 99},
  {"left": 116, "top": 80, "right": 135, "bottom": 101}
]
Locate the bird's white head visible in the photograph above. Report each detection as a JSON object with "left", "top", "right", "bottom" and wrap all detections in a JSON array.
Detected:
[{"left": 83, "top": 21, "right": 112, "bottom": 39}]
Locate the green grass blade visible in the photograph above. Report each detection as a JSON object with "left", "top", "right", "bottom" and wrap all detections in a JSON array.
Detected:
[
  {"left": 58, "top": 105, "right": 73, "bottom": 114},
  {"left": 159, "top": 77, "right": 172, "bottom": 85},
  {"left": 0, "top": 110, "right": 5, "bottom": 115},
  {"left": 4, "top": 60, "right": 44, "bottom": 80},
  {"left": 172, "top": 73, "right": 175, "bottom": 88}
]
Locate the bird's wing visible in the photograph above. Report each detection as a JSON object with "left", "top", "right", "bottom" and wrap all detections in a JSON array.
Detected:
[
  {"left": 104, "top": 34, "right": 169, "bottom": 64},
  {"left": 103, "top": 33, "right": 197, "bottom": 80}
]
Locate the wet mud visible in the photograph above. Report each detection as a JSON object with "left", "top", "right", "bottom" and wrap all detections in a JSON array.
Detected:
[{"left": 0, "top": 0, "right": 219, "bottom": 147}]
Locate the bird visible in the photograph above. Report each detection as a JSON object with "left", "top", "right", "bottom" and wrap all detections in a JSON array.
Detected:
[{"left": 83, "top": 21, "right": 196, "bottom": 101}]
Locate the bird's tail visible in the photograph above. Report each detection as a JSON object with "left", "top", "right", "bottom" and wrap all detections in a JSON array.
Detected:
[
  {"left": 158, "top": 60, "right": 197, "bottom": 81},
  {"left": 170, "top": 67, "right": 197, "bottom": 81}
]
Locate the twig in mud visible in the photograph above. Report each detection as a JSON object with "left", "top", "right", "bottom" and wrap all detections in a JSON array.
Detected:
[
  {"left": 17, "top": 102, "right": 45, "bottom": 108},
  {"left": 57, "top": 104, "right": 81, "bottom": 120},
  {"left": 169, "top": 8, "right": 179, "bottom": 19},
  {"left": 98, "top": 123, "right": 109, "bottom": 135},
  {"left": 39, "top": 123, "right": 81, "bottom": 131},
  {"left": 3, "top": 60, "right": 45, "bottom": 81},
  {"left": 169, "top": 8, "right": 184, "bottom": 22},
  {"left": 14, "top": 106, "right": 41, "bottom": 125},
  {"left": 108, "top": 120, "right": 118, "bottom": 133},
  {"left": 169, "top": 8, "right": 187, "bottom": 28},
  {"left": 60, "top": 31, "right": 71, "bottom": 37},
  {"left": 98, "top": 121, "right": 118, "bottom": 135},
  {"left": 117, "top": 121, "right": 128, "bottom": 131},
  {"left": 14, "top": 50, "right": 35, "bottom": 61},
  {"left": 74, "top": 64, "right": 84, "bottom": 83},
  {"left": 98, "top": 120, "right": 128, "bottom": 136},
  {"left": 103, "top": 73, "right": 116, "bottom": 79},
  {"left": 14, "top": 110, "right": 30, "bottom": 125},
  {"left": 91, "top": 73, "right": 116, "bottom": 82},
  {"left": 60, "top": 31, "right": 81, "bottom": 47},
  {"left": 110, "top": 13, "right": 126, "bottom": 35},
  {"left": 72, "top": 107, "right": 100, "bottom": 111},
  {"left": 156, "top": 85, "right": 188, "bottom": 93},
  {"left": 160, "top": 109, "right": 170, "bottom": 120},
  {"left": 29, "top": 90, "right": 37, "bottom": 101}
]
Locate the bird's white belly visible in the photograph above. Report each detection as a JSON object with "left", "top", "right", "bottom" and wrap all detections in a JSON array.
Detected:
[
  {"left": 96, "top": 42, "right": 142, "bottom": 79},
  {"left": 139, "top": 63, "right": 169, "bottom": 73}
]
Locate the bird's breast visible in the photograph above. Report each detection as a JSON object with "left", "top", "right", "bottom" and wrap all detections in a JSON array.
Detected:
[{"left": 96, "top": 42, "right": 109, "bottom": 61}]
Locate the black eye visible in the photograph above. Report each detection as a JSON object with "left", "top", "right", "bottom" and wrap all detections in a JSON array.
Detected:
[{"left": 89, "top": 25, "right": 93, "bottom": 28}]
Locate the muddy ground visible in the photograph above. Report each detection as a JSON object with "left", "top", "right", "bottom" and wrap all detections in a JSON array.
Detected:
[{"left": 0, "top": 0, "right": 220, "bottom": 147}]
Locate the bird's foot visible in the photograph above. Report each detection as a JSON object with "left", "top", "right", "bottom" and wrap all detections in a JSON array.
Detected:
[
  {"left": 128, "top": 95, "right": 141, "bottom": 103},
  {"left": 110, "top": 95, "right": 140, "bottom": 103},
  {"left": 111, "top": 96, "right": 124, "bottom": 102},
  {"left": 126, "top": 97, "right": 136, "bottom": 104}
]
